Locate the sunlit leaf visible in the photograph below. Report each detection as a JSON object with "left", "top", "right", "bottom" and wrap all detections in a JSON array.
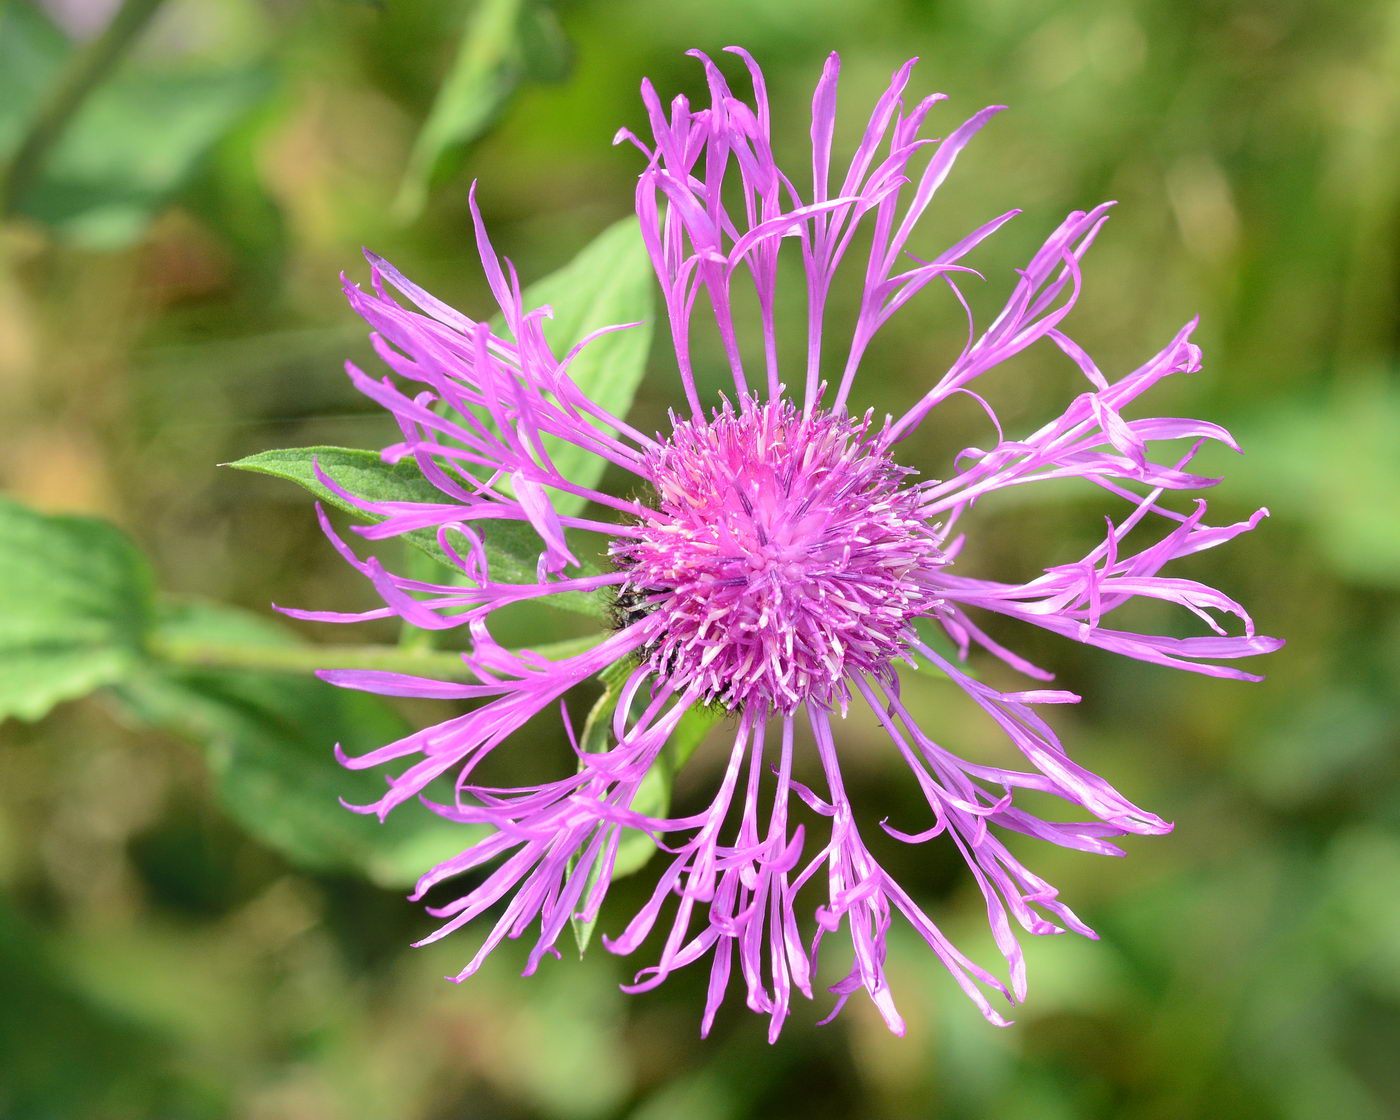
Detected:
[{"left": 503, "top": 216, "right": 654, "bottom": 516}]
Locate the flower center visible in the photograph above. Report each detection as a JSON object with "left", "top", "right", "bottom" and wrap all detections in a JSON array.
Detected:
[{"left": 613, "top": 399, "right": 946, "bottom": 713}]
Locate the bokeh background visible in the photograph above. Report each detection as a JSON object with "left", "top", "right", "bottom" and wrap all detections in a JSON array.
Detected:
[{"left": 2, "top": 0, "right": 1398, "bottom": 1117}]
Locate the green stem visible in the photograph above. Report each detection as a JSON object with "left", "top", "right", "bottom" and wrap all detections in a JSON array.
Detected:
[
  {"left": 1, "top": 0, "right": 169, "bottom": 216},
  {"left": 149, "top": 633, "right": 603, "bottom": 681},
  {"left": 398, "top": 539, "right": 443, "bottom": 653}
]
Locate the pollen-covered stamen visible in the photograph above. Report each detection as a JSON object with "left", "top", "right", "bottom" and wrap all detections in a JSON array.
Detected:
[{"left": 613, "top": 398, "right": 947, "bottom": 713}]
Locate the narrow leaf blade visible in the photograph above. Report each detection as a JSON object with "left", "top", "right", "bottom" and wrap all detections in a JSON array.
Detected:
[{"left": 393, "top": 0, "right": 570, "bottom": 220}]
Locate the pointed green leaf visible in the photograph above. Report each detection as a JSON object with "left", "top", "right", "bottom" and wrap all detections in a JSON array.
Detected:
[
  {"left": 229, "top": 445, "right": 609, "bottom": 618},
  {"left": 0, "top": 496, "right": 155, "bottom": 722},
  {"left": 231, "top": 444, "right": 444, "bottom": 510},
  {"left": 501, "top": 216, "right": 654, "bottom": 516}
]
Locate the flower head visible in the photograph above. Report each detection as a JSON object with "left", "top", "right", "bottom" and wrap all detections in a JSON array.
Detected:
[
  {"left": 288, "top": 49, "right": 1281, "bottom": 1040},
  {"left": 618, "top": 397, "right": 945, "bottom": 713}
]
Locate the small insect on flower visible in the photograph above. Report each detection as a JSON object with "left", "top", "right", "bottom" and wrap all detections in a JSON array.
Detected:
[{"left": 282, "top": 48, "right": 1281, "bottom": 1040}]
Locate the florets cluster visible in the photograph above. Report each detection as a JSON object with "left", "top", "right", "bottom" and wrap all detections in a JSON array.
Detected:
[{"left": 614, "top": 398, "right": 946, "bottom": 713}]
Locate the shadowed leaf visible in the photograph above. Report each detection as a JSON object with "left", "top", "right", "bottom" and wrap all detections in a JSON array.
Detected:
[
  {"left": 116, "top": 598, "right": 483, "bottom": 888},
  {"left": 570, "top": 683, "right": 723, "bottom": 954}
]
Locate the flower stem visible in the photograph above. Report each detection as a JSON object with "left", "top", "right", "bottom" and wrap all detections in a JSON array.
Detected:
[
  {"left": 398, "top": 539, "right": 444, "bottom": 653},
  {"left": 1, "top": 0, "right": 170, "bottom": 215},
  {"left": 149, "top": 633, "right": 603, "bottom": 681}
]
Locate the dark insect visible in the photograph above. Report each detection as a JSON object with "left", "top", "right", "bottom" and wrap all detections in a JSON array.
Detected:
[
  {"left": 609, "top": 572, "right": 693, "bottom": 683},
  {"left": 609, "top": 577, "right": 662, "bottom": 633}
]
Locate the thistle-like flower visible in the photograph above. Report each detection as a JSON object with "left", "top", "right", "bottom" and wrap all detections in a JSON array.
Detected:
[{"left": 287, "top": 49, "right": 1280, "bottom": 1039}]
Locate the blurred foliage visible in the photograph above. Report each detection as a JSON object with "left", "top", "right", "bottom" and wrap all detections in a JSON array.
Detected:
[
  {"left": 115, "top": 596, "right": 485, "bottom": 889},
  {"left": 0, "top": 496, "right": 153, "bottom": 722},
  {"left": 1, "top": 0, "right": 1398, "bottom": 1118},
  {"left": 393, "top": 0, "right": 570, "bottom": 220}
]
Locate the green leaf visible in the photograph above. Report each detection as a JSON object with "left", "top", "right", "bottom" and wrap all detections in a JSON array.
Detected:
[
  {"left": 614, "top": 701, "right": 720, "bottom": 875},
  {"left": 503, "top": 216, "right": 654, "bottom": 516},
  {"left": 228, "top": 445, "right": 609, "bottom": 618},
  {"left": 117, "top": 598, "right": 481, "bottom": 888},
  {"left": 567, "top": 688, "right": 621, "bottom": 956},
  {"left": 0, "top": 495, "right": 155, "bottom": 722},
  {"left": 393, "top": 0, "right": 570, "bottom": 220},
  {"left": 569, "top": 680, "right": 724, "bottom": 954},
  {"left": 229, "top": 444, "right": 448, "bottom": 525}
]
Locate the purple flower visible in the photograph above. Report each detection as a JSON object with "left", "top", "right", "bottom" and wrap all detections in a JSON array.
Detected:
[{"left": 288, "top": 49, "right": 1281, "bottom": 1039}]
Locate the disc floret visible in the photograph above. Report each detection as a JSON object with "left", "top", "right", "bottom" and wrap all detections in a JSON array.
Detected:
[{"left": 614, "top": 398, "right": 947, "bottom": 713}]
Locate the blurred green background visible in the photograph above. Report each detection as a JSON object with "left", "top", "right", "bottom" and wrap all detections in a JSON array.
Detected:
[{"left": 1, "top": 0, "right": 1398, "bottom": 1117}]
